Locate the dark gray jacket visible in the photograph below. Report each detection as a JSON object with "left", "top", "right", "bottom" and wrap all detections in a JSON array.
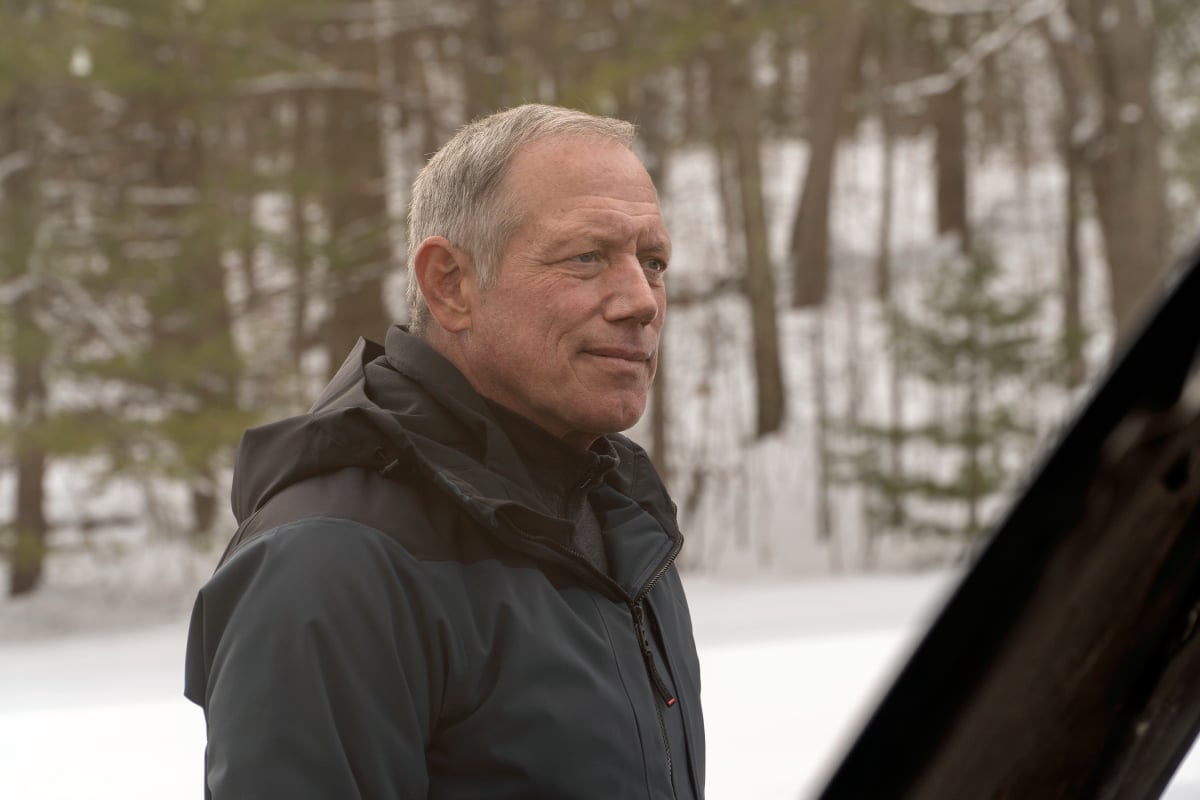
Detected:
[{"left": 184, "top": 326, "right": 705, "bottom": 799}]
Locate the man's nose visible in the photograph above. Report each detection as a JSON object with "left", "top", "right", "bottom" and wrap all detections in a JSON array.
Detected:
[{"left": 605, "top": 254, "right": 661, "bottom": 325}]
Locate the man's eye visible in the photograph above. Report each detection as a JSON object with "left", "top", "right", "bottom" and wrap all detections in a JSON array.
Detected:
[
  {"left": 570, "top": 252, "right": 600, "bottom": 264},
  {"left": 643, "top": 258, "right": 668, "bottom": 274}
]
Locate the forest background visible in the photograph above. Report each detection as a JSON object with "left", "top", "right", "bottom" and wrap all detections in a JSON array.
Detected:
[{"left": 1, "top": 0, "right": 1198, "bottom": 603}]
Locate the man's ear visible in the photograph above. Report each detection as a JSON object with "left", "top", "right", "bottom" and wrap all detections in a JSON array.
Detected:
[{"left": 413, "top": 236, "right": 476, "bottom": 333}]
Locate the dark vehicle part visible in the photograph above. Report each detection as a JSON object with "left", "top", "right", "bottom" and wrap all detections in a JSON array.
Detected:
[{"left": 819, "top": 243, "right": 1200, "bottom": 800}]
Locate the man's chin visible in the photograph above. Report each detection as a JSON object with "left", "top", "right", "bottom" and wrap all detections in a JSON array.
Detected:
[{"left": 578, "top": 402, "right": 648, "bottom": 438}]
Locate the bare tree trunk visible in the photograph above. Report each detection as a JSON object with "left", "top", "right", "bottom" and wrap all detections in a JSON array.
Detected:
[
  {"left": 409, "top": 31, "right": 447, "bottom": 159},
  {"left": 731, "top": 98, "right": 787, "bottom": 437},
  {"left": 230, "top": 107, "right": 262, "bottom": 320},
  {"left": 964, "top": 320, "right": 982, "bottom": 537},
  {"left": 875, "top": 324, "right": 905, "bottom": 569},
  {"left": 1043, "top": 19, "right": 1089, "bottom": 387},
  {"left": 930, "top": 16, "right": 971, "bottom": 252},
  {"left": 191, "top": 482, "right": 218, "bottom": 541},
  {"left": 10, "top": 333, "right": 48, "bottom": 597},
  {"left": 683, "top": 60, "right": 706, "bottom": 142},
  {"left": 180, "top": 112, "right": 240, "bottom": 543},
  {"left": 372, "top": 0, "right": 415, "bottom": 311},
  {"left": 711, "top": 112, "right": 745, "bottom": 272},
  {"left": 1062, "top": 149, "right": 1086, "bottom": 385},
  {"left": 289, "top": 94, "right": 313, "bottom": 385},
  {"left": 463, "top": 0, "right": 506, "bottom": 118},
  {"left": 320, "top": 84, "right": 391, "bottom": 370},
  {"left": 870, "top": 16, "right": 903, "bottom": 569},
  {"left": 874, "top": 63, "right": 897, "bottom": 302},
  {"left": 10, "top": 436, "right": 48, "bottom": 596},
  {"left": 635, "top": 79, "right": 673, "bottom": 484},
  {"left": 2, "top": 90, "right": 49, "bottom": 596},
  {"left": 769, "top": 20, "right": 802, "bottom": 132},
  {"left": 810, "top": 311, "right": 834, "bottom": 548},
  {"left": 113, "top": 79, "right": 244, "bottom": 543},
  {"left": 788, "top": 0, "right": 869, "bottom": 309},
  {"left": 650, "top": 336, "right": 670, "bottom": 483},
  {"left": 710, "top": 26, "right": 788, "bottom": 438},
  {"left": 1080, "top": 0, "right": 1168, "bottom": 336}
]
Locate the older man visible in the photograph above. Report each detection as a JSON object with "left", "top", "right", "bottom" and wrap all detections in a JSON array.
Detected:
[{"left": 184, "top": 104, "right": 705, "bottom": 799}]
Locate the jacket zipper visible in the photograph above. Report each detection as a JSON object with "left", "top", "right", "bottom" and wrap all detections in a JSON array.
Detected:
[
  {"left": 497, "top": 501, "right": 686, "bottom": 794},
  {"left": 415, "top": 446, "right": 691, "bottom": 792},
  {"left": 632, "top": 602, "right": 678, "bottom": 706},
  {"left": 630, "top": 543, "right": 683, "bottom": 794},
  {"left": 633, "top": 600, "right": 676, "bottom": 790}
]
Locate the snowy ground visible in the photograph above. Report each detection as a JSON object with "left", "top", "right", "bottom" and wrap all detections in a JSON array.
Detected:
[{"left": 3, "top": 570, "right": 1200, "bottom": 799}]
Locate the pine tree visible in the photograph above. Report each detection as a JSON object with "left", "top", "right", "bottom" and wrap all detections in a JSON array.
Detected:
[{"left": 840, "top": 246, "right": 1044, "bottom": 546}]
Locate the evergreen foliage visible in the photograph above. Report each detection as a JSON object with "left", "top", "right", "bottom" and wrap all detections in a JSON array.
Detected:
[
  {"left": 0, "top": 0, "right": 1196, "bottom": 590},
  {"left": 838, "top": 247, "right": 1044, "bottom": 543}
]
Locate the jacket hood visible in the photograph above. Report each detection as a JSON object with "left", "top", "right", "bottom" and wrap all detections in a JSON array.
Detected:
[{"left": 230, "top": 326, "right": 672, "bottom": 538}]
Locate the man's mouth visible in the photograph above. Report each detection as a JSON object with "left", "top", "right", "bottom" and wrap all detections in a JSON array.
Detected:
[{"left": 585, "top": 347, "right": 654, "bottom": 362}]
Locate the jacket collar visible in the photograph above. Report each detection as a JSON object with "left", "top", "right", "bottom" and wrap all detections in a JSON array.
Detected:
[{"left": 233, "top": 325, "right": 678, "bottom": 553}]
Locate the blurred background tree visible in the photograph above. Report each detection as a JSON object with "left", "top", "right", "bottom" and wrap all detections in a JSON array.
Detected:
[
  {"left": 837, "top": 245, "right": 1043, "bottom": 557},
  {"left": 1, "top": 0, "right": 1197, "bottom": 595}
]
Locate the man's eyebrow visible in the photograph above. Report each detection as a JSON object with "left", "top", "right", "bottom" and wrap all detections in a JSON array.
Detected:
[
  {"left": 547, "top": 223, "right": 671, "bottom": 255},
  {"left": 639, "top": 237, "right": 672, "bottom": 255}
]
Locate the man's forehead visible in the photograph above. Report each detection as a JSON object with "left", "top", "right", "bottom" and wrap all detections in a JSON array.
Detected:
[
  {"left": 546, "top": 207, "right": 671, "bottom": 249},
  {"left": 507, "top": 135, "right": 651, "bottom": 189}
]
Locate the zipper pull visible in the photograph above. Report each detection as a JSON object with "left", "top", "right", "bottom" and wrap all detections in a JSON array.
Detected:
[{"left": 632, "top": 603, "right": 678, "bottom": 708}]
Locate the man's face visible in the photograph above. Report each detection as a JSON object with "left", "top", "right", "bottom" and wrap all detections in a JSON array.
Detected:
[{"left": 459, "top": 135, "right": 670, "bottom": 449}]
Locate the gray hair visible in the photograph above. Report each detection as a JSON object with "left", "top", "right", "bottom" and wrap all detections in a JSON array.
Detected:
[{"left": 406, "top": 104, "right": 638, "bottom": 336}]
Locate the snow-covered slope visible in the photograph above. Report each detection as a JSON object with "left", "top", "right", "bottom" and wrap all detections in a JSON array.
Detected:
[{"left": 5, "top": 569, "right": 1195, "bottom": 799}]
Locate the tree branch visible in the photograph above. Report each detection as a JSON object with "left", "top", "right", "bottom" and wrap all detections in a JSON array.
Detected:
[
  {"left": 0, "top": 151, "right": 32, "bottom": 193},
  {"left": 888, "top": 0, "right": 1063, "bottom": 108}
]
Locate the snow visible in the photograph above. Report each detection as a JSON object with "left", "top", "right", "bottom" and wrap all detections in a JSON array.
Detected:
[
  {"left": 0, "top": 622, "right": 203, "bottom": 798},
  {"left": 4, "top": 569, "right": 1198, "bottom": 799},
  {"left": 692, "top": 571, "right": 959, "bottom": 798},
  {"left": 0, "top": 124, "right": 1190, "bottom": 797}
]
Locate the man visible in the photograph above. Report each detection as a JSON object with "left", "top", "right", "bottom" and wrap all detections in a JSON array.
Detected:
[{"left": 184, "top": 104, "right": 705, "bottom": 799}]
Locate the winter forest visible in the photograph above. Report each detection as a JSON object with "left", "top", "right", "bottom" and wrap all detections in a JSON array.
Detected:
[
  {"left": 2, "top": 0, "right": 1199, "bottom": 601},
  {"left": 3, "top": 1, "right": 1200, "bottom": 797}
]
